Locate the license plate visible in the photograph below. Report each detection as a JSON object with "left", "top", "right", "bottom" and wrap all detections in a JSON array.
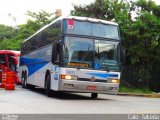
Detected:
[{"left": 87, "top": 86, "right": 96, "bottom": 90}]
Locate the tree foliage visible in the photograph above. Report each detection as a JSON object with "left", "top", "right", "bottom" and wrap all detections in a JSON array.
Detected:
[
  {"left": 26, "top": 10, "right": 54, "bottom": 28},
  {"left": 0, "top": 10, "right": 55, "bottom": 50},
  {"left": 0, "top": 25, "right": 16, "bottom": 41}
]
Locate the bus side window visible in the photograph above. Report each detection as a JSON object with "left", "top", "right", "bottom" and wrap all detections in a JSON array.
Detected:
[{"left": 0, "top": 54, "right": 6, "bottom": 65}]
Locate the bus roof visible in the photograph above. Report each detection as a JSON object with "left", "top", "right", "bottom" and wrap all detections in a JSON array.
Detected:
[
  {"left": 0, "top": 50, "right": 20, "bottom": 57},
  {"left": 63, "top": 16, "right": 118, "bottom": 26},
  {"left": 23, "top": 16, "right": 118, "bottom": 43}
]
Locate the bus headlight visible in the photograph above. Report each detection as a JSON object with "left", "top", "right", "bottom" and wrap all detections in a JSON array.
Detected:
[
  {"left": 107, "top": 78, "right": 120, "bottom": 83},
  {"left": 60, "top": 75, "right": 77, "bottom": 80},
  {"left": 111, "top": 79, "right": 120, "bottom": 83}
]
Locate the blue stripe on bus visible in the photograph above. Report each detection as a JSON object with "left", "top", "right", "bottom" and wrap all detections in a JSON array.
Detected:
[
  {"left": 27, "top": 62, "right": 48, "bottom": 76},
  {"left": 86, "top": 73, "right": 118, "bottom": 78},
  {"left": 20, "top": 57, "right": 48, "bottom": 76},
  {"left": 20, "top": 57, "right": 46, "bottom": 65}
]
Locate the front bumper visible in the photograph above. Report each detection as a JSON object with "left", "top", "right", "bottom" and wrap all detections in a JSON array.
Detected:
[{"left": 58, "top": 80, "right": 119, "bottom": 94}]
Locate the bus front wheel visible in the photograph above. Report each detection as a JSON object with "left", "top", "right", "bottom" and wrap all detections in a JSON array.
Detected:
[
  {"left": 45, "top": 74, "right": 52, "bottom": 97},
  {"left": 91, "top": 93, "right": 98, "bottom": 99}
]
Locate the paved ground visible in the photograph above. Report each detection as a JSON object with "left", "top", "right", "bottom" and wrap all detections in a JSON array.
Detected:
[{"left": 0, "top": 85, "right": 160, "bottom": 114}]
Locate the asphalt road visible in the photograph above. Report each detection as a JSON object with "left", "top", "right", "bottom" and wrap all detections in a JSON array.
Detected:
[{"left": 0, "top": 85, "right": 160, "bottom": 114}]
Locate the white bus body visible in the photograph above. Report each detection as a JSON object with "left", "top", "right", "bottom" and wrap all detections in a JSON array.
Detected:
[{"left": 19, "top": 16, "right": 121, "bottom": 98}]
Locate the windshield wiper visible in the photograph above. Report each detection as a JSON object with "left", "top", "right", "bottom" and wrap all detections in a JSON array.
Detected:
[{"left": 81, "top": 44, "right": 90, "bottom": 61}]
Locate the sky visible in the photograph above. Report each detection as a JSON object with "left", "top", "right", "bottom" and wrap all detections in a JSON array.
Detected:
[
  {"left": 0, "top": 0, "right": 94, "bottom": 26},
  {"left": 0, "top": 0, "right": 160, "bottom": 26}
]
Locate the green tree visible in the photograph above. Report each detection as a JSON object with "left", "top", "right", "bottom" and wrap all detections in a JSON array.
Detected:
[
  {"left": 0, "top": 10, "right": 55, "bottom": 50},
  {"left": 72, "top": 0, "right": 131, "bottom": 20},
  {"left": 26, "top": 10, "right": 54, "bottom": 28},
  {"left": 0, "top": 24, "right": 16, "bottom": 41}
]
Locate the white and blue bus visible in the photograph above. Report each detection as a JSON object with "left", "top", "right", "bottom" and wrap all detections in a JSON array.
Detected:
[{"left": 19, "top": 16, "right": 121, "bottom": 98}]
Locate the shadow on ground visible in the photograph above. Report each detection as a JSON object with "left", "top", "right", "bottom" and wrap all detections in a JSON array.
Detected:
[{"left": 18, "top": 85, "right": 110, "bottom": 100}]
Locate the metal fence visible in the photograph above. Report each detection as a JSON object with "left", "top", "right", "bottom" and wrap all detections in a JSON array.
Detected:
[{"left": 121, "top": 64, "right": 160, "bottom": 92}]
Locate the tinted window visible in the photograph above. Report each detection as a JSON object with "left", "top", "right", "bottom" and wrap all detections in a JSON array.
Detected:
[
  {"left": 63, "top": 20, "right": 119, "bottom": 40},
  {"left": 21, "top": 20, "right": 62, "bottom": 55},
  {"left": 0, "top": 54, "right": 6, "bottom": 65},
  {"left": 45, "top": 20, "right": 61, "bottom": 45}
]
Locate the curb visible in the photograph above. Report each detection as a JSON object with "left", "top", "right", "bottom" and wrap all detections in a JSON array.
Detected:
[{"left": 118, "top": 93, "right": 160, "bottom": 98}]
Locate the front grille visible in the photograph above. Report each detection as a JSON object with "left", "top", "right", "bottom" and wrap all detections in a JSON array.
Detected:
[{"left": 78, "top": 78, "right": 107, "bottom": 83}]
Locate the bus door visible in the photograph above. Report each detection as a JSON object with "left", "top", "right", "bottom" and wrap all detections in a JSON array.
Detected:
[
  {"left": 0, "top": 54, "right": 7, "bottom": 82},
  {"left": 7, "top": 54, "right": 17, "bottom": 72},
  {"left": 51, "top": 42, "right": 61, "bottom": 90},
  {"left": 7, "top": 54, "right": 19, "bottom": 83}
]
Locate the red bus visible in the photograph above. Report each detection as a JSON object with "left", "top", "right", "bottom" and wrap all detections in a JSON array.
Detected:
[{"left": 0, "top": 50, "right": 20, "bottom": 84}]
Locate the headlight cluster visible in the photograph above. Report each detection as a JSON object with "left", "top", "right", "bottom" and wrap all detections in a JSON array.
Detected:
[
  {"left": 60, "top": 74, "right": 78, "bottom": 80},
  {"left": 107, "top": 78, "right": 120, "bottom": 83}
]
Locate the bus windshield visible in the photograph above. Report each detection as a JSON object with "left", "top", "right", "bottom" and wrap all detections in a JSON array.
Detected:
[{"left": 63, "top": 37, "right": 120, "bottom": 71}]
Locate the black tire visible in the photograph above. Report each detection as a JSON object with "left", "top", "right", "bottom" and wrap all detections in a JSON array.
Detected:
[
  {"left": 45, "top": 74, "right": 52, "bottom": 97},
  {"left": 22, "top": 73, "right": 27, "bottom": 88},
  {"left": 91, "top": 93, "right": 98, "bottom": 99},
  {"left": 27, "top": 84, "right": 35, "bottom": 89},
  {"left": 21, "top": 73, "right": 25, "bottom": 88}
]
